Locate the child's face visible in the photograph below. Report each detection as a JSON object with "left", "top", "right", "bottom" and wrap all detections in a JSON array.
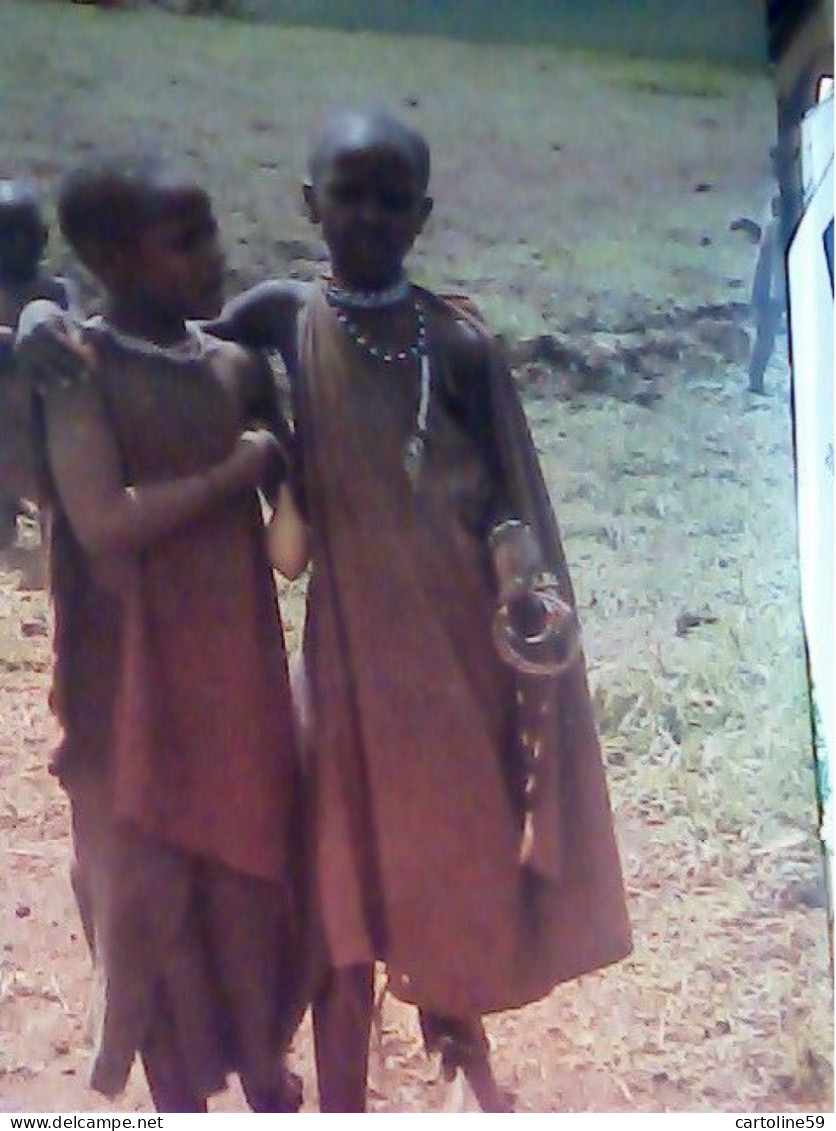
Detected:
[
  {"left": 125, "top": 184, "right": 225, "bottom": 323},
  {"left": 0, "top": 204, "right": 47, "bottom": 283},
  {"left": 310, "top": 142, "right": 430, "bottom": 290}
]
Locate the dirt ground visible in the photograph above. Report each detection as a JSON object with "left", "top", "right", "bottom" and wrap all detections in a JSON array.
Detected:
[{"left": 0, "top": 0, "right": 832, "bottom": 1115}]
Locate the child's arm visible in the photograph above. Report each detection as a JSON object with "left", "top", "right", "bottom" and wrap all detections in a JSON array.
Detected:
[
  {"left": 265, "top": 481, "right": 309, "bottom": 580},
  {"left": 438, "top": 309, "right": 516, "bottom": 531},
  {"left": 43, "top": 378, "right": 283, "bottom": 559},
  {"left": 489, "top": 519, "right": 543, "bottom": 601},
  {"left": 14, "top": 299, "right": 87, "bottom": 389},
  {"left": 206, "top": 280, "right": 310, "bottom": 357},
  {"left": 233, "top": 345, "right": 309, "bottom": 577},
  {"left": 0, "top": 329, "right": 41, "bottom": 504},
  {"left": 238, "top": 347, "right": 295, "bottom": 458}
]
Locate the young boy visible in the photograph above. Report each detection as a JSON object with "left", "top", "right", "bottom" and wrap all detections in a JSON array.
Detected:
[
  {"left": 0, "top": 180, "right": 78, "bottom": 547},
  {"left": 212, "top": 109, "right": 632, "bottom": 1112},
  {"left": 16, "top": 155, "right": 306, "bottom": 1112}
]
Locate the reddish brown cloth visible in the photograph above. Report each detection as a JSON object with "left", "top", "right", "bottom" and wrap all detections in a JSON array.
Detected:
[
  {"left": 50, "top": 329, "right": 299, "bottom": 883},
  {"left": 46, "top": 329, "right": 305, "bottom": 1099},
  {"left": 296, "top": 284, "right": 631, "bottom": 1018},
  {"left": 69, "top": 763, "right": 304, "bottom": 1101}
]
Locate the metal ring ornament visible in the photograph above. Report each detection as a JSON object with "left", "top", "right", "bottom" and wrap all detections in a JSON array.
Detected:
[{"left": 492, "top": 572, "right": 582, "bottom": 677}]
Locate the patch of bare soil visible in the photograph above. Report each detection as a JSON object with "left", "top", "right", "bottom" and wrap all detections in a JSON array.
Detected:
[{"left": 0, "top": 0, "right": 831, "bottom": 1115}]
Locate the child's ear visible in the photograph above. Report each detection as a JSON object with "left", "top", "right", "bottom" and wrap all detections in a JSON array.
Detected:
[
  {"left": 417, "top": 195, "right": 433, "bottom": 231},
  {"left": 302, "top": 181, "right": 320, "bottom": 225}
]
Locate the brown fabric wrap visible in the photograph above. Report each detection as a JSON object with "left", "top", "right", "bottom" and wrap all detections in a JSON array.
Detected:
[
  {"left": 49, "top": 328, "right": 300, "bottom": 883},
  {"left": 46, "top": 329, "right": 306, "bottom": 1099},
  {"left": 295, "top": 285, "right": 631, "bottom": 1018}
]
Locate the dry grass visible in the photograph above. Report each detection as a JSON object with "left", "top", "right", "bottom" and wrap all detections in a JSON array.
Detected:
[
  {"left": 0, "top": 0, "right": 830, "bottom": 1114},
  {"left": 529, "top": 366, "right": 831, "bottom": 1111}
]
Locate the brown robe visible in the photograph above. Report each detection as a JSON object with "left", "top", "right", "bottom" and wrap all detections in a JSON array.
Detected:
[
  {"left": 48, "top": 327, "right": 303, "bottom": 1099},
  {"left": 295, "top": 284, "right": 631, "bottom": 1019}
]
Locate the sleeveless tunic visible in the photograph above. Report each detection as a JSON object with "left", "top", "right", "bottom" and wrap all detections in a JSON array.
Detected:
[{"left": 47, "top": 327, "right": 303, "bottom": 1098}]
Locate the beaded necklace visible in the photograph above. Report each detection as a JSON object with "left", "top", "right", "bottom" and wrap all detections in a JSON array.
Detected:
[
  {"left": 326, "top": 284, "right": 431, "bottom": 485},
  {"left": 326, "top": 274, "right": 410, "bottom": 310},
  {"left": 330, "top": 298, "right": 427, "bottom": 364},
  {"left": 87, "top": 314, "right": 207, "bottom": 363}
]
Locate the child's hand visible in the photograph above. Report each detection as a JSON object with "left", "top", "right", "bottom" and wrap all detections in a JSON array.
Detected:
[
  {"left": 15, "top": 301, "right": 94, "bottom": 392},
  {"left": 491, "top": 522, "right": 546, "bottom": 643},
  {"left": 489, "top": 520, "right": 581, "bottom": 675},
  {"left": 230, "top": 428, "right": 287, "bottom": 491},
  {"left": 490, "top": 520, "right": 543, "bottom": 603},
  {"left": 265, "top": 481, "right": 309, "bottom": 580}
]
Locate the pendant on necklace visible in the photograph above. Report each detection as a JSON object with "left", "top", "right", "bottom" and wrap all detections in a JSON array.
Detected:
[
  {"left": 403, "top": 351, "right": 432, "bottom": 487},
  {"left": 403, "top": 433, "right": 426, "bottom": 485}
]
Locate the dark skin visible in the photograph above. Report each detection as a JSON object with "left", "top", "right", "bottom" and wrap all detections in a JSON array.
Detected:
[
  {"left": 214, "top": 132, "right": 485, "bottom": 445},
  {"left": 20, "top": 121, "right": 527, "bottom": 1112},
  {"left": 215, "top": 125, "right": 535, "bottom": 599},
  {"left": 0, "top": 188, "right": 69, "bottom": 324},
  {"left": 0, "top": 187, "right": 74, "bottom": 546},
  {"left": 19, "top": 179, "right": 299, "bottom": 1113},
  {"left": 20, "top": 182, "right": 285, "bottom": 566},
  {"left": 213, "top": 117, "right": 520, "bottom": 1114}
]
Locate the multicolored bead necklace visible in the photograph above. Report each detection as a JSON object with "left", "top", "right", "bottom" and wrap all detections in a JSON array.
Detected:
[
  {"left": 330, "top": 298, "right": 427, "bottom": 365},
  {"left": 326, "top": 275, "right": 411, "bottom": 310},
  {"left": 326, "top": 281, "right": 431, "bottom": 485}
]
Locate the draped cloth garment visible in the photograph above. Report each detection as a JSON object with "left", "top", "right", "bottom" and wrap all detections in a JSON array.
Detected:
[
  {"left": 295, "top": 285, "right": 632, "bottom": 1018},
  {"left": 48, "top": 328, "right": 303, "bottom": 1098}
]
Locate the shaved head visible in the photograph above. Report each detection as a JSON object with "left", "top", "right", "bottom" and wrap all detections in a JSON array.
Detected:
[
  {"left": 308, "top": 109, "right": 430, "bottom": 194},
  {"left": 0, "top": 180, "right": 48, "bottom": 282},
  {"left": 0, "top": 180, "right": 43, "bottom": 217}
]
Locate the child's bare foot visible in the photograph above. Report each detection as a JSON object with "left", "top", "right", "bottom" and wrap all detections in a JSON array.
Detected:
[
  {"left": 424, "top": 1021, "right": 514, "bottom": 1113},
  {"left": 242, "top": 1065, "right": 303, "bottom": 1113}
]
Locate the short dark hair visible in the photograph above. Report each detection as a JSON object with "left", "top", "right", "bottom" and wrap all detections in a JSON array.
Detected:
[
  {"left": 308, "top": 109, "right": 431, "bottom": 194},
  {"left": 57, "top": 153, "right": 171, "bottom": 268}
]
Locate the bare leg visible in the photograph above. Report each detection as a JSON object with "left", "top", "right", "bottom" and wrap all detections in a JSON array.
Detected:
[
  {"left": 69, "top": 850, "right": 96, "bottom": 958},
  {"left": 312, "top": 964, "right": 374, "bottom": 1112},
  {"left": 240, "top": 1065, "right": 304, "bottom": 1114},
  {"left": 420, "top": 1011, "right": 513, "bottom": 1113},
  {"left": 142, "top": 1014, "right": 207, "bottom": 1114},
  {"left": 748, "top": 307, "right": 778, "bottom": 394},
  {"left": 200, "top": 861, "right": 306, "bottom": 1112}
]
